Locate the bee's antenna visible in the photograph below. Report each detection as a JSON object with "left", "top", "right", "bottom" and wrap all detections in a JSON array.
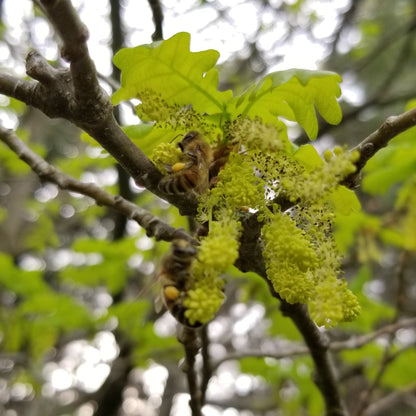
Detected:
[{"left": 170, "top": 133, "right": 182, "bottom": 143}]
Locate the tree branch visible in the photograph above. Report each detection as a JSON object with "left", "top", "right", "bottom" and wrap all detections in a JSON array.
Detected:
[
  {"left": 281, "top": 301, "right": 348, "bottom": 416},
  {"left": 200, "top": 325, "right": 212, "bottom": 405},
  {"left": 34, "top": 0, "right": 161, "bottom": 190},
  {"left": 178, "top": 327, "right": 202, "bottom": 416},
  {"left": 343, "top": 106, "right": 416, "bottom": 187},
  {"left": 148, "top": 0, "right": 164, "bottom": 41},
  {"left": 211, "top": 343, "right": 309, "bottom": 372},
  {"left": 328, "top": 0, "right": 359, "bottom": 56},
  {"left": 0, "top": 0, "right": 199, "bottom": 215},
  {"left": 0, "top": 125, "right": 195, "bottom": 244},
  {"left": 234, "top": 212, "right": 348, "bottom": 416},
  {"left": 0, "top": 73, "right": 38, "bottom": 102},
  {"left": 330, "top": 316, "right": 416, "bottom": 352}
]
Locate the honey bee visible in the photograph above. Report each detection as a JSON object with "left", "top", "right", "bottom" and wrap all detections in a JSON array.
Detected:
[
  {"left": 156, "top": 239, "right": 202, "bottom": 328},
  {"left": 158, "top": 131, "right": 214, "bottom": 195}
]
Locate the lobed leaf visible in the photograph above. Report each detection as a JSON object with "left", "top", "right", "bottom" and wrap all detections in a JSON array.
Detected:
[
  {"left": 230, "top": 69, "right": 342, "bottom": 139},
  {"left": 112, "top": 32, "right": 232, "bottom": 117},
  {"left": 113, "top": 33, "right": 343, "bottom": 144}
]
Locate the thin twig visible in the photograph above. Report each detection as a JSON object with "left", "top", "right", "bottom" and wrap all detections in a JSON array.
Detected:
[
  {"left": 355, "top": 338, "right": 394, "bottom": 416},
  {"left": 363, "top": 382, "right": 416, "bottom": 416},
  {"left": 343, "top": 106, "right": 416, "bottom": 188},
  {"left": 328, "top": 0, "right": 359, "bottom": 56},
  {"left": 330, "top": 316, "right": 416, "bottom": 352},
  {"left": 0, "top": 126, "right": 195, "bottom": 244},
  {"left": 211, "top": 316, "right": 416, "bottom": 372},
  {"left": 211, "top": 343, "right": 309, "bottom": 372}
]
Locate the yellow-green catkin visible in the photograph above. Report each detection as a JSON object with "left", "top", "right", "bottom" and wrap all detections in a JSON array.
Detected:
[
  {"left": 262, "top": 211, "right": 319, "bottom": 304},
  {"left": 263, "top": 207, "right": 360, "bottom": 326},
  {"left": 197, "top": 220, "right": 241, "bottom": 271},
  {"left": 155, "top": 114, "right": 361, "bottom": 328},
  {"left": 280, "top": 146, "right": 359, "bottom": 203},
  {"left": 209, "top": 153, "right": 266, "bottom": 211},
  {"left": 184, "top": 282, "right": 225, "bottom": 326},
  {"left": 136, "top": 89, "right": 179, "bottom": 122},
  {"left": 183, "top": 219, "right": 242, "bottom": 326},
  {"left": 295, "top": 202, "right": 360, "bottom": 327},
  {"left": 309, "top": 276, "right": 360, "bottom": 328},
  {"left": 151, "top": 142, "right": 183, "bottom": 173},
  {"left": 226, "top": 116, "right": 291, "bottom": 153}
]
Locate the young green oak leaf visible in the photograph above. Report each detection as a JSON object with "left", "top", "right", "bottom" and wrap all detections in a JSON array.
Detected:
[
  {"left": 362, "top": 126, "right": 416, "bottom": 195},
  {"left": 113, "top": 34, "right": 342, "bottom": 141},
  {"left": 229, "top": 69, "right": 342, "bottom": 140},
  {"left": 112, "top": 32, "right": 232, "bottom": 117},
  {"left": 329, "top": 185, "right": 362, "bottom": 215},
  {"left": 292, "top": 144, "right": 324, "bottom": 170}
]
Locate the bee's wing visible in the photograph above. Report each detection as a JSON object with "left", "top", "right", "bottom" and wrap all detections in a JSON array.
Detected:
[{"left": 154, "top": 291, "right": 165, "bottom": 313}]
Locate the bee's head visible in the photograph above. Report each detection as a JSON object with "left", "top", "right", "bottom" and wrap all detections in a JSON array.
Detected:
[
  {"left": 178, "top": 131, "right": 199, "bottom": 151},
  {"left": 171, "top": 239, "right": 198, "bottom": 258}
]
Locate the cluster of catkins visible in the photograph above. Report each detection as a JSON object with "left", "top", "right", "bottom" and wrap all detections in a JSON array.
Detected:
[{"left": 153, "top": 115, "right": 361, "bottom": 328}]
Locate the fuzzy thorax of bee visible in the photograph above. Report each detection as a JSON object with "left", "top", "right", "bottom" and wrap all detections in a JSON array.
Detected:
[
  {"left": 158, "top": 131, "right": 213, "bottom": 195},
  {"left": 158, "top": 130, "right": 235, "bottom": 196}
]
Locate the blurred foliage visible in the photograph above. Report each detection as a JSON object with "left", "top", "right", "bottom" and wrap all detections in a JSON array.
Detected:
[
  {"left": 340, "top": 266, "right": 395, "bottom": 333},
  {"left": 0, "top": 1, "right": 416, "bottom": 416},
  {"left": 0, "top": 253, "right": 95, "bottom": 360},
  {"left": 239, "top": 356, "right": 323, "bottom": 416},
  {"left": 59, "top": 237, "right": 139, "bottom": 294}
]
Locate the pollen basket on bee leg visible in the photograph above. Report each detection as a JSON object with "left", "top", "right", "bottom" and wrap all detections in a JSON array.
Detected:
[
  {"left": 164, "top": 285, "right": 180, "bottom": 301},
  {"left": 172, "top": 162, "right": 186, "bottom": 172}
]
